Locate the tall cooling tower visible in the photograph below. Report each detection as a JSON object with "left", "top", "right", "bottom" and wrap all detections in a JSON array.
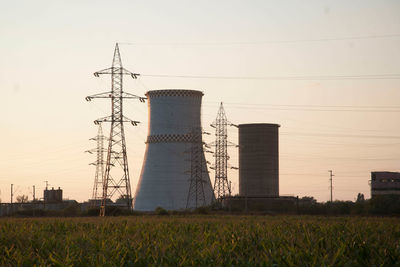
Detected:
[
  {"left": 239, "top": 123, "right": 280, "bottom": 197},
  {"left": 134, "top": 89, "right": 214, "bottom": 211}
]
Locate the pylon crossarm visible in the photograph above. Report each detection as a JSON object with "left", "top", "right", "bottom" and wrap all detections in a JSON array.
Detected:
[
  {"left": 85, "top": 91, "right": 113, "bottom": 101},
  {"left": 94, "top": 67, "right": 113, "bottom": 76},
  {"left": 94, "top": 115, "right": 112, "bottom": 124},
  {"left": 94, "top": 115, "right": 139, "bottom": 125},
  {"left": 208, "top": 141, "right": 216, "bottom": 146},
  {"left": 94, "top": 67, "right": 139, "bottom": 77},
  {"left": 227, "top": 141, "right": 236, "bottom": 146},
  {"left": 121, "top": 92, "right": 147, "bottom": 102}
]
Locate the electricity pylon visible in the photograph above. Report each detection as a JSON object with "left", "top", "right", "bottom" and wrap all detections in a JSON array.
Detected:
[
  {"left": 186, "top": 128, "right": 211, "bottom": 209},
  {"left": 86, "top": 123, "right": 106, "bottom": 207},
  {"left": 210, "top": 102, "right": 237, "bottom": 202},
  {"left": 86, "top": 43, "right": 145, "bottom": 216}
]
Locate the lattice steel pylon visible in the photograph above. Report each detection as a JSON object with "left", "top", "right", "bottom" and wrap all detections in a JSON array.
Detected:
[
  {"left": 186, "top": 128, "right": 208, "bottom": 209},
  {"left": 210, "top": 102, "right": 237, "bottom": 202},
  {"left": 86, "top": 43, "right": 145, "bottom": 216},
  {"left": 86, "top": 123, "right": 107, "bottom": 206}
]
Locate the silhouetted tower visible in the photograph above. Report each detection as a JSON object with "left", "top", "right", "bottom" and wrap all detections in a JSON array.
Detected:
[
  {"left": 86, "top": 124, "right": 106, "bottom": 205},
  {"left": 186, "top": 128, "right": 208, "bottom": 209},
  {"left": 210, "top": 102, "right": 237, "bottom": 201},
  {"left": 86, "top": 43, "right": 145, "bottom": 216}
]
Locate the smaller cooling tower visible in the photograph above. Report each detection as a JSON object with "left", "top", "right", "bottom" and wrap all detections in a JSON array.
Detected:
[
  {"left": 134, "top": 89, "right": 214, "bottom": 211},
  {"left": 239, "top": 123, "right": 279, "bottom": 197}
]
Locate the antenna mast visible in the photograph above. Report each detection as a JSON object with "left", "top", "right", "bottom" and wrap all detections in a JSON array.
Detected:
[{"left": 86, "top": 43, "right": 145, "bottom": 216}]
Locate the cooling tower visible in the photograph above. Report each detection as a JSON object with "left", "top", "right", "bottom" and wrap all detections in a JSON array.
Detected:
[
  {"left": 134, "top": 89, "right": 214, "bottom": 211},
  {"left": 239, "top": 123, "right": 280, "bottom": 197}
]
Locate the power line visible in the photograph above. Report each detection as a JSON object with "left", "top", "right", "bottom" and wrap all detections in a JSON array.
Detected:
[
  {"left": 141, "top": 73, "right": 400, "bottom": 80},
  {"left": 216, "top": 106, "right": 400, "bottom": 113},
  {"left": 211, "top": 102, "right": 400, "bottom": 109},
  {"left": 119, "top": 33, "right": 400, "bottom": 46},
  {"left": 281, "top": 132, "right": 400, "bottom": 140}
]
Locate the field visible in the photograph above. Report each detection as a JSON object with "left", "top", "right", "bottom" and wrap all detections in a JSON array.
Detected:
[{"left": 0, "top": 216, "right": 399, "bottom": 266}]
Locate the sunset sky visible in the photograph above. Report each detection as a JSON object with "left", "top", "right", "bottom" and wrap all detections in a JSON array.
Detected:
[{"left": 1, "top": 0, "right": 400, "bottom": 203}]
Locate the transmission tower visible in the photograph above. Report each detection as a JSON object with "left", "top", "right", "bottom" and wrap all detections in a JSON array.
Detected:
[
  {"left": 86, "top": 123, "right": 106, "bottom": 206},
  {"left": 86, "top": 43, "right": 145, "bottom": 216},
  {"left": 210, "top": 102, "right": 237, "bottom": 202},
  {"left": 186, "top": 128, "right": 209, "bottom": 209}
]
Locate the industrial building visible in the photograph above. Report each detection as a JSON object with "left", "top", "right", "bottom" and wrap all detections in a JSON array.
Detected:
[
  {"left": 370, "top": 171, "right": 400, "bottom": 197},
  {"left": 222, "top": 123, "right": 294, "bottom": 212},
  {"left": 134, "top": 89, "right": 214, "bottom": 211},
  {"left": 44, "top": 187, "right": 63, "bottom": 203},
  {"left": 239, "top": 123, "right": 280, "bottom": 197}
]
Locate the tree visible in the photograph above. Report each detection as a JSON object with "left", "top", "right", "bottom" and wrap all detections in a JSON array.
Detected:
[
  {"left": 301, "top": 196, "right": 317, "bottom": 204},
  {"left": 356, "top": 193, "right": 365, "bottom": 203},
  {"left": 16, "top": 195, "right": 28, "bottom": 203}
]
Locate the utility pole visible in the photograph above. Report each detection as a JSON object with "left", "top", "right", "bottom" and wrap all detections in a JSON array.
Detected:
[
  {"left": 33, "top": 185, "right": 35, "bottom": 201},
  {"left": 329, "top": 170, "right": 334, "bottom": 202},
  {"left": 86, "top": 43, "right": 145, "bottom": 216},
  {"left": 86, "top": 123, "right": 107, "bottom": 206},
  {"left": 10, "top": 184, "right": 13, "bottom": 204},
  {"left": 44, "top": 180, "right": 49, "bottom": 208}
]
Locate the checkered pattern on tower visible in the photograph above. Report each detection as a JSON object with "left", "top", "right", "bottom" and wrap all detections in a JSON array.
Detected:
[
  {"left": 146, "top": 134, "right": 202, "bottom": 143},
  {"left": 146, "top": 89, "right": 203, "bottom": 98}
]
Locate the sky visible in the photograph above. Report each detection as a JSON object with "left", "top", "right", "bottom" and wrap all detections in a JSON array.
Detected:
[{"left": 1, "top": 0, "right": 400, "bottom": 203}]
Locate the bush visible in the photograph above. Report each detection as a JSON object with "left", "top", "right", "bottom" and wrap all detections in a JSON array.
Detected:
[
  {"left": 154, "top": 207, "right": 169, "bottom": 215},
  {"left": 194, "top": 206, "right": 209, "bottom": 214}
]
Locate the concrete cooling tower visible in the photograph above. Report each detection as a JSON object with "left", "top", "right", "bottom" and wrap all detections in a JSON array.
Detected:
[
  {"left": 239, "top": 123, "right": 280, "bottom": 197},
  {"left": 134, "top": 89, "right": 214, "bottom": 211}
]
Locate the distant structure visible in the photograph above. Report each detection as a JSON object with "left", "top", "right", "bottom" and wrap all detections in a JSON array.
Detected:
[
  {"left": 221, "top": 123, "right": 285, "bottom": 211},
  {"left": 210, "top": 103, "right": 237, "bottom": 202},
  {"left": 44, "top": 187, "right": 63, "bottom": 203},
  {"left": 371, "top": 171, "right": 400, "bottom": 197},
  {"left": 186, "top": 127, "right": 208, "bottom": 209},
  {"left": 86, "top": 124, "right": 106, "bottom": 206},
  {"left": 239, "top": 123, "right": 280, "bottom": 197},
  {"left": 86, "top": 43, "right": 145, "bottom": 216},
  {"left": 134, "top": 89, "right": 214, "bottom": 211}
]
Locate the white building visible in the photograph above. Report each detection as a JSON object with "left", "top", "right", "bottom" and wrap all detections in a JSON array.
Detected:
[{"left": 134, "top": 89, "right": 214, "bottom": 211}]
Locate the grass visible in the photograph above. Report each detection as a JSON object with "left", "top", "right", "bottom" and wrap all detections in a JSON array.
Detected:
[{"left": 0, "top": 215, "right": 399, "bottom": 266}]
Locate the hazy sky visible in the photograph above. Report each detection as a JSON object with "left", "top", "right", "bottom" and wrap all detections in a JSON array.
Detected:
[{"left": 1, "top": 0, "right": 400, "bottom": 203}]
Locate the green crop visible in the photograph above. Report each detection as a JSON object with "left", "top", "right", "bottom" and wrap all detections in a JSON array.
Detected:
[{"left": 0, "top": 216, "right": 399, "bottom": 266}]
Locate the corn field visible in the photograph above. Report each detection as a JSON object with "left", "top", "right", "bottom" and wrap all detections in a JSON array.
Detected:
[{"left": 0, "top": 216, "right": 399, "bottom": 266}]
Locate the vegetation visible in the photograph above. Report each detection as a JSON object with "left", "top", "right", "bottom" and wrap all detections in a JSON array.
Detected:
[
  {"left": 15, "top": 195, "right": 28, "bottom": 203},
  {"left": 297, "top": 194, "right": 400, "bottom": 215},
  {"left": 0, "top": 216, "right": 399, "bottom": 266}
]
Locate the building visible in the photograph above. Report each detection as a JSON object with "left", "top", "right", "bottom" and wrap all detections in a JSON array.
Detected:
[
  {"left": 222, "top": 123, "right": 285, "bottom": 212},
  {"left": 371, "top": 171, "right": 400, "bottom": 197},
  {"left": 239, "top": 123, "right": 280, "bottom": 197},
  {"left": 44, "top": 187, "right": 63, "bottom": 203},
  {"left": 134, "top": 89, "right": 214, "bottom": 211}
]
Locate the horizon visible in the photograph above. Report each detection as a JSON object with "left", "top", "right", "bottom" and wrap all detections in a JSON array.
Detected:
[{"left": 1, "top": 0, "right": 400, "bottom": 203}]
